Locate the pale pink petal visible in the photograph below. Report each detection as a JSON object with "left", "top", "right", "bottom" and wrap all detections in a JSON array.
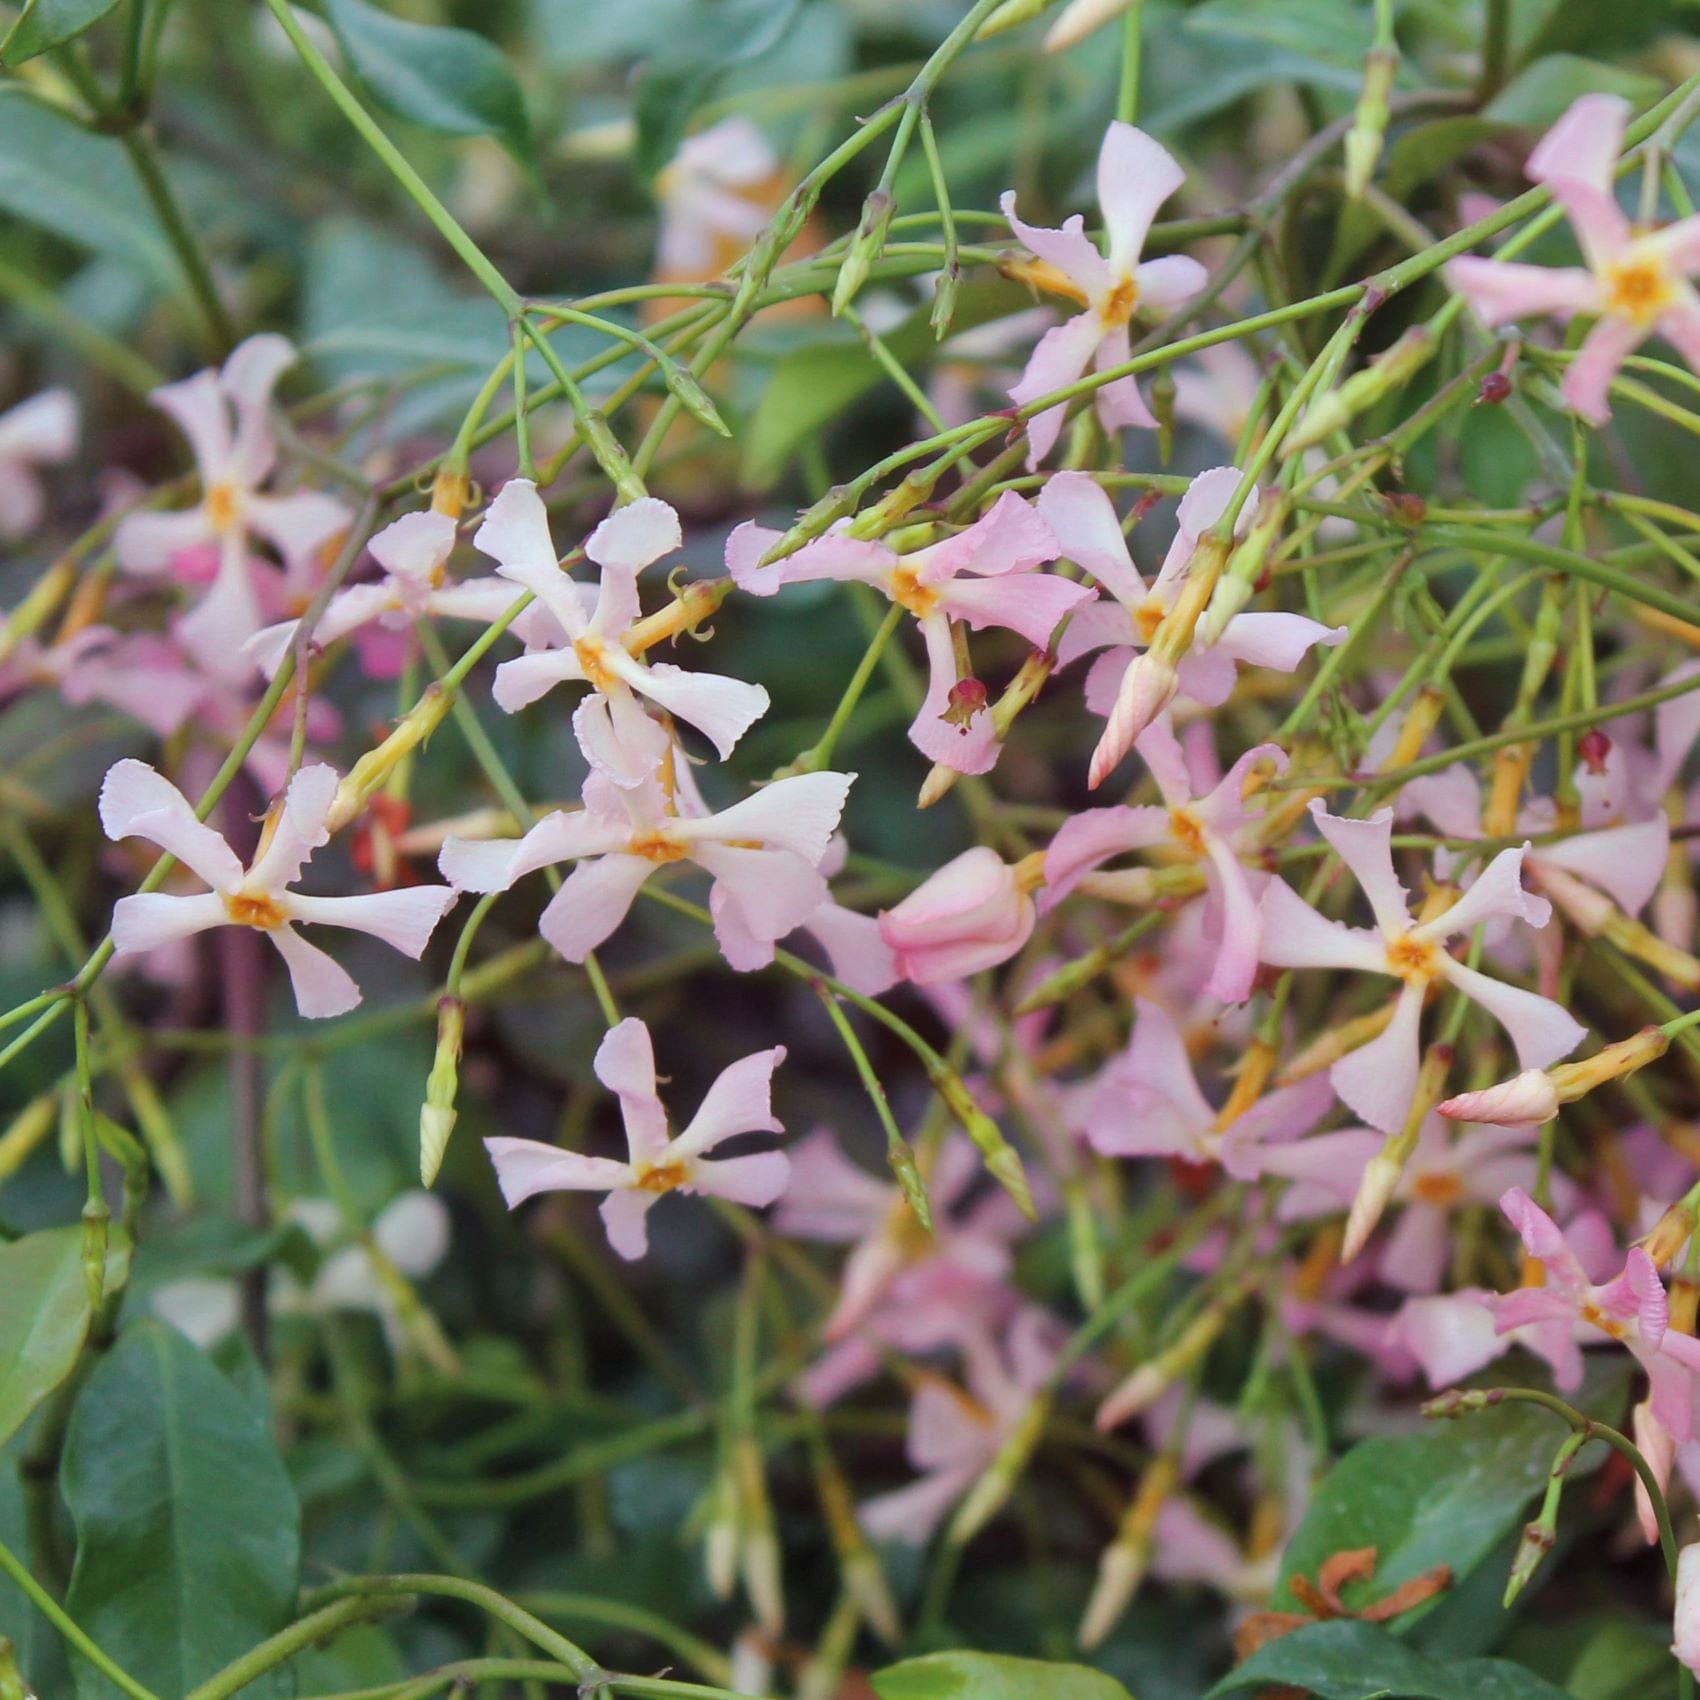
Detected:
[
  {"left": 0, "top": 461, "right": 45, "bottom": 539},
  {"left": 1562, "top": 313, "right": 1646, "bottom": 425},
  {"left": 220, "top": 333, "right": 295, "bottom": 487},
  {"left": 1213, "top": 611, "right": 1347, "bottom": 673},
  {"left": 245, "top": 583, "right": 398, "bottom": 677},
  {"left": 593, "top": 1017, "right": 670, "bottom": 1165},
  {"left": 1379, "top": 1203, "right": 1452, "bottom": 1293},
  {"left": 907, "top": 612, "right": 999, "bottom": 774},
  {"left": 1647, "top": 215, "right": 1700, "bottom": 276},
  {"left": 1438, "top": 959, "right": 1585, "bottom": 1069},
  {"left": 1035, "top": 471, "right": 1146, "bottom": 606},
  {"left": 0, "top": 388, "right": 77, "bottom": 464},
  {"left": 1548, "top": 181, "right": 1633, "bottom": 273},
  {"left": 1330, "top": 979, "right": 1426, "bottom": 1134},
  {"left": 1499, "top": 1186, "right": 1591, "bottom": 1298},
  {"left": 801, "top": 901, "right": 901, "bottom": 996},
  {"left": 692, "top": 1149, "right": 790, "bottom": 1207},
  {"left": 1134, "top": 254, "right": 1208, "bottom": 310},
  {"left": 474, "top": 478, "right": 558, "bottom": 575},
  {"left": 1090, "top": 323, "right": 1157, "bottom": 431},
  {"left": 1391, "top": 1291, "right": 1507, "bottom": 1386},
  {"left": 150, "top": 369, "right": 232, "bottom": 481},
  {"left": 1257, "top": 877, "right": 1386, "bottom": 973},
  {"left": 1174, "top": 646, "right": 1237, "bottom": 707},
  {"left": 1057, "top": 599, "right": 1137, "bottom": 670},
  {"left": 113, "top": 507, "right": 216, "bottom": 575},
  {"left": 247, "top": 489, "right": 351, "bottom": 577},
  {"left": 177, "top": 545, "right": 264, "bottom": 676},
  {"left": 1040, "top": 803, "right": 1171, "bottom": 907},
  {"left": 439, "top": 809, "right": 626, "bottom": 892},
  {"left": 286, "top": 886, "right": 456, "bottom": 957},
  {"left": 427, "top": 578, "right": 525, "bottom": 624},
  {"left": 1113, "top": 998, "right": 1215, "bottom": 1129},
  {"left": 1444, "top": 257, "right": 1602, "bottom": 327},
  {"left": 369, "top": 508, "right": 458, "bottom": 581},
  {"left": 859, "top": 1463, "right": 978, "bottom": 1545},
  {"left": 1657, "top": 291, "right": 1700, "bottom": 375},
  {"left": 585, "top": 496, "right": 681, "bottom": 575},
  {"left": 537, "top": 853, "right": 653, "bottom": 961},
  {"left": 109, "top": 891, "right": 228, "bottom": 956},
  {"left": 1131, "top": 712, "right": 1193, "bottom": 806},
  {"left": 1251, "top": 1126, "right": 1377, "bottom": 1204},
  {"left": 1534, "top": 816, "right": 1669, "bottom": 916},
  {"left": 247, "top": 762, "right": 338, "bottom": 893},
  {"left": 1009, "top": 313, "right": 1106, "bottom": 468},
  {"left": 493, "top": 648, "right": 584, "bottom": 714},
  {"left": 774, "top": 1128, "right": 891, "bottom": 1241},
  {"left": 484, "top": 1136, "right": 629, "bottom": 1204},
  {"left": 674, "top": 1046, "right": 786, "bottom": 1157},
  {"left": 1219, "top": 1072, "right": 1335, "bottom": 1149},
  {"left": 999, "top": 193, "right": 1111, "bottom": 300},
  {"left": 1309, "top": 802, "right": 1410, "bottom": 936},
  {"left": 913, "top": 492, "right": 1057, "bottom": 584},
  {"left": 1098, "top": 122, "right": 1183, "bottom": 277},
  {"left": 1634, "top": 1401, "right": 1676, "bottom": 1545},
  {"left": 1527, "top": 93, "right": 1628, "bottom": 199},
  {"left": 1417, "top": 843, "right": 1550, "bottom": 941},
  {"left": 572, "top": 690, "right": 670, "bottom": 788},
  {"left": 628, "top": 663, "right": 769, "bottom": 758},
  {"left": 879, "top": 847, "right": 1035, "bottom": 984},
  {"left": 700, "top": 844, "right": 830, "bottom": 954},
  {"left": 1200, "top": 831, "right": 1263, "bottom": 1003},
  {"left": 687, "top": 769, "right": 852, "bottom": 864},
  {"left": 1150, "top": 1500, "right": 1245, "bottom": 1588},
  {"left": 938, "top": 571, "right": 1093, "bottom": 650},
  {"left": 599, "top": 1189, "right": 659, "bottom": 1260},
  {"left": 725, "top": 523, "right": 891, "bottom": 596},
  {"left": 1400, "top": 766, "right": 1484, "bottom": 839},
  {"left": 270, "top": 922, "right": 362, "bottom": 1018},
  {"left": 1195, "top": 740, "right": 1287, "bottom": 835},
  {"left": 99, "top": 759, "right": 243, "bottom": 891}
]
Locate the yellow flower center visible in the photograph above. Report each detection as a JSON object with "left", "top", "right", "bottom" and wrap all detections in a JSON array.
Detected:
[
  {"left": 633, "top": 1159, "right": 691, "bottom": 1194},
  {"left": 1385, "top": 931, "right": 1439, "bottom": 984},
  {"left": 1100, "top": 275, "right": 1139, "bottom": 328},
  {"left": 1169, "top": 806, "right": 1206, "bottom": 858},
  {"left": 889, "top": 563, "right": 939, "bottom": 618},
  {"left": 1603, "top": 254, "right": 1676, "bottom": 326},
  {"left": 1136, "top": 598, "right": 1166, "bottom": 642},
  {"left": 1580, "top": 1301, "right": 1626, "bottom": 1340},
  {"left": 628, "top": 829, "right": 689, "bottom": 864},
  {"left": 205, "top": 483, "right": 240, "bottom": 533},
  {"left": 574, "top": 635, "right": 618, "bottom": 691},
  {"left": 224, "top": 891, "right": 286, "bottom": 930},
  {"left": 1412, "top": 1171, "right": 1462, "bottom": 1207}
]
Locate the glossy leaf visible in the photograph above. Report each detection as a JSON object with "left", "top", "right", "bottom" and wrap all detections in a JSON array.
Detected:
[
  {"left": 1274, "top": 1380, "right": 1620, "bottom": 1621},
  {"left": 0, "top": 1226, "right": 92, "bottom": 1450},
  {"left": 61, "top": 1320, "right": 300, "bottom": 1700},
  {"left": 321, "top": 0, "right": 534, "bottom": 168},
  {"left": 0, "top": 0, "right": 119, "bottom": 65},
  {"left": 1482, "top": 55, "right": 1662, "bottom": 130},
  {"left": 872, "top": 1651, "right": 1135, "bottom": 1700},
  {"left": 1206, "top": 1620, "right": 1574, "bottom": 1700}
]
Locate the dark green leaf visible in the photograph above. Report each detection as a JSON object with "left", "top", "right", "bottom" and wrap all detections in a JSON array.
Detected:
[
  {"left": 1275, "top": 1386, "right": 1619, "bottom": 1621},
  {"left": 60, "top": 1320, "right": 300, "bottom": 1700},
  {"left": 0, "top": 0, "right": 119, "bottom": 65},
  {"left": 871, "top": 1651, "right": 1135, "bottom": 1700},
  {"left": 321, "top": 0, "right": 533, "bottom": 168},
  {"left": 633, "top": 0, "right": 806, "bottom": 179},
  {"left": 1205, "top": 1620, "right": 1574, "bottom": 1700},
  {"left": 0, "top": 93, "right": 182, "bottom": 289},
  {"left": 0, "top": 1227, "right": 92, "bottom": 1450},
  {"left": 1183, "top": 0, "right": 1375, "bottom": 73},
  {"left": 1482, "top": 56, "right": 1662, "bottom": 130}
]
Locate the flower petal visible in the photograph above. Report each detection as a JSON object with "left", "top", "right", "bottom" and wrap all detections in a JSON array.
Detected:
[
  {"left": 999, "top": 193, "right": 1111, "bottom": 300},
  {"left": 439, "top": 809, "right": 627, "bottom": 892},
  {"left": 675, "top": 1045, "right": 787, "bottom": 1157},
  {"left": 109, "top": 891, "right": 228, "bottom": 957},
  {"left": 1438, "top": 959, "right": 1585, "bottom": 1070},
  {"left": 270, "top": 922, "right": 362, "bottom": 1018},
  {"left": 599, "top": 1189, "right": 659, "bottom": 1260},
  {"left": 1562, "top": 313, "right": 1645, "bottom": 425},
  {"left": 286, "top": 886, "right": 456, "bottom": 957},
  {"left": 585, "top": 496, "right": 682, "bottom": 575},
  {"left": 484, "top": 1137, "right": 629, "bottom": 1204},
  {"left": 537, "top": 853, "right": 653, "bottom": 961},
  {"left": 1309, "top": 802, "right": 1411, "bottom": 936},
  {"left": 593, "top": 1017, "right": 670, "bottom": 1165},
  {"left": 1035, "top": 470, "right": 1146, "bottom": 606},
  {"left": 100, "top": 759, "right": 243, "bottom": 892},
  {"left": 691, "top": 1149, "right": 791, "bottom": 1208},
  {"left": 475, "top": 478, "right": 559, "bottom": 576},
  {"left": 1098, "top": 122, "right": 1184, "bottom": 277},
  {"left": 1444, "top": 257, "right": 1601, "bottom": 327},
  {"left": 1331, "top": 979, "right": 1426, "bottom": 1134},
  {"left": 1009, "top": 313, "right": 1106, "bottom": 468},
  {"left": 1257, "top": 877, "right": 1387, "bottom": 973},
  {"left": 1041, "top": 803, "right": 1171, "bottom": 907},
  {"left": 630, "top": 662, "right": 770, "bottom": 759}
]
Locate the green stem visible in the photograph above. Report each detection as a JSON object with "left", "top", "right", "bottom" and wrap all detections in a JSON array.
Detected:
[{"left": 0, "top": 1535, "right": 161, "bottom": 1700}]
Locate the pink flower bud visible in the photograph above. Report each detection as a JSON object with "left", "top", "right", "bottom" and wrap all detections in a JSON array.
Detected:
[
  {"left": 878, "top": 847, "right": 1036, "bottom": 984},
  {"left": 1438, "top": 1070, "right": 1559, "bottom": 1126}
]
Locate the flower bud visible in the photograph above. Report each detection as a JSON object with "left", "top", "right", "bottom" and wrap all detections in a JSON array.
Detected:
[
  {"left": 735, "top": 1434, "right": 784, "bottom": 1634},
  {"left": 430, "top": 468, "right": 470, "bottom": 518},
  {"left": 879, "top": 847, "right": 1036, "bottom": 984},
  {"left": 1672, "top": 1545, "right": 1700, "bottom": 1672},
  {"left": 1282, "top": 327, "right": 1432, "bottom": 457},
  {"left": 832, "top": 189, "right": 895, "bottom": 318},
  {"left": 1198, "top": 489, "right": 1288, "bottom": 647},
  {"left": 704, "top": 1469, "right": 739, "bottom": 1601},
  {"left": 1343, "top": 46, "right": 1397, "bottom": 199},
  {"left": 1088, "top": 653, "right": 1178, "bottom": 788},
  {"left": 0, "top": 1094, "right": 57, "bottom": 1183},
  {"left": 1438, "top": 1069, "right": 1559, "bottom": 1126},
  {"left": 1342, "top": 1146, "right": 1404, "bottom": 1263},
  {"left": 1097, "top": 1307, "right": 1228, "bottom": 1431},
  {"left": 946, "top": 1393, "right": 1050, "bottom": 1546},
  {"left": 1041, "top": 0, "right": 1130, "bottom": 50},
  {"left": 328, "top": 687, "right": 453, "bottom": 832},
  {"left": 420, "top": 997, "right": 465, "bottom": 1187},
  {"left": 1078, "top": 1455, "right": 1177, "bottom": 1648},
  {"left": 1503, "top": 1515, "right": 1556, "bottom": 1607}
]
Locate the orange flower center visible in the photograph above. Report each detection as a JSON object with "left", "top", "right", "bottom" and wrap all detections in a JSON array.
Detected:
[
  {"left": 1412, "top": 1171, "right": 1463, "bottom": 1207},
  {"left": 574, "top": 636, "right": 618, "bottom": 691},
  {"left": 628, "top": 829, "right": 689, "bottom": 864},
  {"left": 888, "top": 563, "right": 939, "bottom": 619},
  {"left": 1100, "top": 275, "right": 1139, "bottom": 327},
  {"left": 633, "top": 1159, "right": 690, "bottom": 1194},
  {"left": 1385, "top": 932, "right": 1438, "bottom": 984},
  {"left": 205, "top": 483, "right": 240, "bottom": 533},
  {"left": 1580, "top": 1301, "right": 1626, "bottom": 1339},
  {"left": 224, "top": 891, "right": 286, "bottom": 929},
  {"left": 1603, "top": 255, "right": 1676, "bottom": 326},
  {"left": 1169, "top": 806, "right": 1206, "bottom": 858},
  {"left": 1136, "top": 598, "right": 1166, "bottom": 642}
]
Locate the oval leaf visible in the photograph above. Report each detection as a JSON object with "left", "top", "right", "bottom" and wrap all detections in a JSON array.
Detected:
[
  {"left": 321, "top": 0, "right": 533, "bottom": 168},
  {"left": 871, "top": 1652, "right": 1134, "bottom": 1700},
  {"left": 0, "top": 1226, "right": 92, "bottom": 1449},
  {"left": 1, "top": 0, "right": 120, "bottom": 65},
  {"left": 1206, "top": 1620, "right": 1573, "bottom": 1700},
  {"left": 60, "top": 1319, "right": 300, "bottom": 1700}
]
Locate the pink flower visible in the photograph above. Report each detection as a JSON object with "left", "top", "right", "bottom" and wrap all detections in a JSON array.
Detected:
[
  {"left": 245, "top": 508, "right": 519, "bottom": 679},
  {"left": 1494, "top": 1186, "right": 1700, "bottom": 1440},
  {"left": 728, "top": 491, "right": 1084, "bottom": 775},
  {"left": 479, "top": 480, "right": 768, "bottom": 786},
  {"left": 790, "top": 837, "right": 899, "bottom": 997},
  {"left": 1002, "top": 122, "right": 1207, "bottom": 465},
  {"left": 1038, "top": 470, "right": 1343, "bottom": 784},
  {"left": 1258, "top": 802, "right": 1586, "bottom": 1132},
  {"left": 115, "top": 336, "right": 349, "bottom": 676},
  {"left": 655, "top": 117, "right": 776, "bottom": 277},
  {"left": 1446, "top": 94, "right": 1700, "bottom": 424},
  {"left": 0, "top": 387, "right": 77, "bottom": 539},
  {"left": 100, "top": 759, "right": 456, "bottom": 1018},
  {"left": 1676, "top": 1545, "right": 1700, "bottom": 1672},
  {"left": 878, "top": 847, "right": 1036, "bottom": 984},
  {"left": 1078, "top": 996, "right": 1334, "bottom": 1171},
  {"left": 857, "top": 1311, "right": 1057, "bottom": 1543},
  {"left": 438, "top": 768, "right": 852, "bottom": 970},
  {"left": 1043, "top": 714, "right": 1284, "bottom": 1002},
  {"left": 485, "top": 1017, "right": 788, "bottom": 1259}
]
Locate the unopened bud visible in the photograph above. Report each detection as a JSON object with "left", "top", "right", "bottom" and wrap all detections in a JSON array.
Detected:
[
  {"left": 430, "top": 469, "right": 471, "bottom": 518},
  {"left": 421, "top": 997, "right": 465, "bottom": 1186},
  {"left": 705, "top": 1481, "right": 740, "bottom": 1602},
  {"left": 1041, "top": 0, "right": 1130, "bottom": 50},
  {"left": 832, "top": 190, "right": 895, "bottom": 318},
  {"left": 1343, "top": 1147, "right": 1405, "bottom": 1262},
  {"left": 1079, "top": 1539, "right": 1146, "bottom": 1651},
  {"left": 329, "top": 687, "right": 453, "bottom": 831},
  {"left": 1438, "top": 1069, "right": 1559, "bottom": 1126},
  {"left": 1283, "top": 327, "right": 1432, "bottom": 457},
  {"left": 1098, "top": 1308, "right": 1227, "bottom": 1430},
  {"left": 846, "top": 471, "right": 939, "bottom": 541},
  {"left": 930, "top": 263, "right": 962, "bottom": 339},
  {"left": 885, "top": 1137, "right": 933, "bottom": 1233},
  {"left": 946, "top": 1394, "right": 1050, "bottom": 1546},
  {"left": 1088, "top": 653, "right": 1178, "bottom": 788},
  {"left": 1642, "top": 1199, "right": 1697, "bottom": 1269},
  {"left": 932, "top": 1068, "right": 1035, "bottom": 1219},
  {"left": 735, "top": 1435, "right": 784, "bottom": 1634},
  {"left": 0, "top": 1636, "right": 32, "bottom": 1700},
  {"left": 1442, "top": 1026, "right": 1672, "bottom": 1126},
  {"left": 1343, "top": 47, "right": 1397, "bottom": 198},
  {"left": 0, "top": 1094, "right": 57, "bottom": 1182},
  {"left": 1503, "top": 1516, "right": 1556, "bottom": 1606},
  {"left": 975, "top": 0, "right": 1057, "bottom": 35}
]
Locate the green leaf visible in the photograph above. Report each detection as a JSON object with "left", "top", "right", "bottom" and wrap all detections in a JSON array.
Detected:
[
  {"left": 633, "top": 0, "right": 806, "bottom": 179},
  {"left": 1205, "top": 1620, "right": 1573, "bottom": 1700},
  {"left": 0, "top": 0, "right": 119, "bottom": 65},
  {"left": 60, "top": 1320, "right": 300, "bottom": 1700},
  {"left": 741, "top": 278, "right": 1028, "bottom": 489},
  {"left": 321, "top": 0, "right": 534, "bottom": 169},
  {"left": 1274, "top": 1381, "right": 1620, "bottom": 1621},
  {"left": 871, "top": 1651, "right": 1135, "bottom": 1700},
  {"left": 1482, "top": 55, "right": 1663, "bottom": 130},
  {"left": 0, "top": 1227, "right": 93, "bottom": 1450},
  {"left": 0, "top": 92, "right": 182, "bottom": 290},
  {"left": 1183, "top": 0, "right": 1375, "bottom": 74}
]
